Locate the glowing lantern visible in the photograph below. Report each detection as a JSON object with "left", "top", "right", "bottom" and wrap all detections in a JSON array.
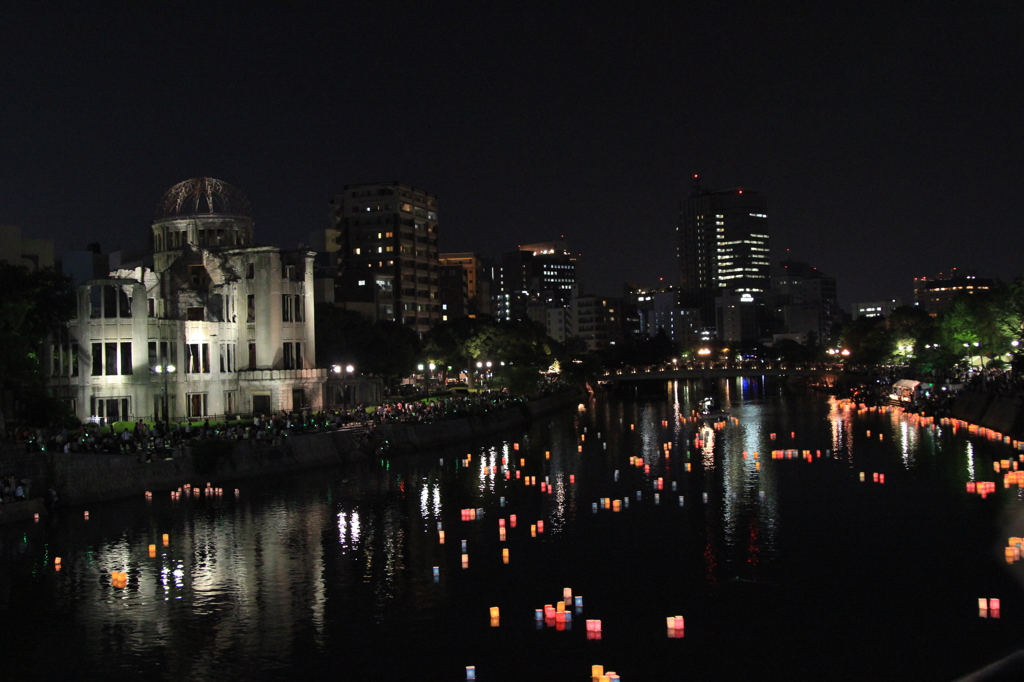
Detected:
[
  {"left": 510, "top": 514, "right": 517, "bottom": 527},
  {"left": 462, "top": 554, "right": 469, "bottom": 568},
  {"left": 84, "top": 511, "right": 89, "bottom": 520},
  {"left": 570, "top": 474, "right": 575, "bottom": 484},
  {"left": 499, "top": 528, "right": 506, "bottom": 541},
  {"left": 148, "top": 544, "right": 156, "bottom": 557},
  {"left": 531, "top": 524, "right": 537, "bottom": 537},
  {"left": 162, "top": 534, "right": 169, "bottom": 546},
  {"left": 54, "top": 557, "right": 61, "bottom": 566},
  {"left": 439, "top": 531, "right": 446, "bottom": 544},
  {"left": 467, "top": 666, "right": 476, "bottom": 680},
  {"left": 503, "top": 548, "right": 510, "bottom": 564},
  {"left": 537, "top": 520, "right": 545, "bottom": 533},
  {"left": 33, "top": 513, "right": 39, "bottom": 522}
]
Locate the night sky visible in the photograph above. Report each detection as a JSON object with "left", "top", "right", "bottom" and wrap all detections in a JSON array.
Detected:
[{"left": 2, "top": 2, "right": 1022, "bottom": 309}]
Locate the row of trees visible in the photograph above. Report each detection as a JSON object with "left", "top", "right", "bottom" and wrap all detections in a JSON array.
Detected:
[
  {"left": 314, "top": 306, "right": 601, "bottom": 395},
  {"left": 836, "top": 277, "right": 1024, "bottom": 375}
]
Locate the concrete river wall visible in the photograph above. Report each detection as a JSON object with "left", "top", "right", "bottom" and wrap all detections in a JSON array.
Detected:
[
  {"left": 951, "top": 392, "right": 1024, "bottom": 440},
  {"left": 0, "top": 390, "right": 583, "bottom": 513}
]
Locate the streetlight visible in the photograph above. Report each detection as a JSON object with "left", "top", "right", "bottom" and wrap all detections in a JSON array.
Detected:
[
  {"left": 333, "top": 364, "right": 355, "bottom": 409},
  {"left": 153, "top": 363, "right": 175, "bottom": 423}
]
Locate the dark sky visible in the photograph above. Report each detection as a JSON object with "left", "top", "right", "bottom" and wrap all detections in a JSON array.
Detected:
[{"left": 2, "top": 2, "right": 1022, "bottom": 308}]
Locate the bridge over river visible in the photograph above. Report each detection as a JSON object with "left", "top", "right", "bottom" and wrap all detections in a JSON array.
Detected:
[{"left": 603, "top": 363, "right": 844, "bottom": 383}]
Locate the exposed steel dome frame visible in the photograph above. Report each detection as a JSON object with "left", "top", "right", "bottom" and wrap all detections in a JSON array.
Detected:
[{"left": 155, "top": 177, "right": 252, "bottom": 221}]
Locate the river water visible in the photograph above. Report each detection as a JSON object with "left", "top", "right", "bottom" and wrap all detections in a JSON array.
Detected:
[{"left": 2, "top": 379, "right": 1023, "bottom": 681}]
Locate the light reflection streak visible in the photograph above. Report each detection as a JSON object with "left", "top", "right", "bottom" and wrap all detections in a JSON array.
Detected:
[
  {"left": 701, "top": 426, "right": 716, "bottom": 470},
  {"left": 966, "top": 441, "right": 976, "bottom": 481}
]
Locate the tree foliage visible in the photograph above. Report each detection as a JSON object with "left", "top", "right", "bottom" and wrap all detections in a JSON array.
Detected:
[
  {"left": 0, "top": 263, "right": 77, "bottom": 381},
  {"left": 314, "top": 304, "right": 421, "bottom": 382}
]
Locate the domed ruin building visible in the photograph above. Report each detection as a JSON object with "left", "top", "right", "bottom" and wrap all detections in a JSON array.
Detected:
[{"left": 49, "top": 178, "right": 325, "bottom": 422}]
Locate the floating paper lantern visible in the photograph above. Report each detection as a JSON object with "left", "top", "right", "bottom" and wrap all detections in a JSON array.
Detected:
[
  {"left": 879, "top": 474, "right": 885, "bottom": 484},
  {"left": 33, "top": 513, "right": 39, "bottom": 522},
  {"left": 519, "top": 458, "right": 525, "bottom": 466},
  {"left": 654, "top": 493, "right": 660, "bottom": 504},
  {"left": 679, "top": 496, "right": 685, "bottom": 506},
  {"left": 499, "top": 528, "right": 506, "bottom": 541},
  {"left": 575, "top": 596, "right": 583, "bottom": 609},
  {"left": 84, "top": 511, "right": 89, "bottom": 520},
  {"left": 462, "top": 554, "right": 469, "bottom": 568},
  {"left": 537, "top": 520, "right": 545, "bottom": 533},
  {"left": 702, "top": 492, "right": 708, "bottom": 503},
  {"left": 490, "top": 606, "right": 500, "bottom": 620},
  {"left": 466, "top": 666, "right": 476, "bottom": 680},
  {"left": 510, "top": 514, "right": 517, "bottom": 527},
  {"left": 54, "top": 557, "right": 61, "bottom": 565},
  {"left": 148, "top": 544, "right": 156, "bottom": 557},
  {"left": 439, "top": 531, "right": 446, "bottom": 544},
  {"left": 570, "top": 475, "right": 575, "bottom": 484},
  {"left": 536, "top": 608, "right": 543, "bottom": 620},
  {"left": 461, "top": 540, "right": 468, "bottom": 552},
  {"left": 612, "top": 500, "right": 621, "bottom": 512},
  {"left": 592, "top": 503, "right": 598, "bottom": 513},
  {"left": 531, "top": 524, "right": 537, "bottom": 537},
  {"left": 503, "top": 548, "right": 510, "bottom": 564},
  {"left": 433, "top": 566, "right": 440, "bottom": 580}
]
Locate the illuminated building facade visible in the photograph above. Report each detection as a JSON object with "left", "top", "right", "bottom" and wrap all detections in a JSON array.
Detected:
[
  {"left": 497, "top": 239, "right": 578, "bottom": 323},
  {"left": 913, "top": 269, "right": 993, "bottom": 315},
  {"left": 329, "top": 182, "right": 440, "bottom": 334},
  {"left": 48, "top": 177, "right": 325, "bottom": 422},
  {"left": 678, "top": 180, "right": 770, "bottom": 325}
]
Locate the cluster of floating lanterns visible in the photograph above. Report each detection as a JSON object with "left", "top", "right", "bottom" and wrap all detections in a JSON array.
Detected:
[
  {"left": 589, "top": 665, "right": 621, "bottom": 681},
  {"left": 1004, "top": 537, "right": 1022, "bottom": 563},
  {"left": 979, "top": 598, "right": 1001, "bottom": 618}
]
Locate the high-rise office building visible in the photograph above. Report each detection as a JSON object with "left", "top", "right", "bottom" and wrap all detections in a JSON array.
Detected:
[
  {"left": 678, "top": 179, "right": 770, "bottom": 325},
  {"left": 497, "top": 239, "right": 578, "bottom": 322},
  {"left": 439, "top": 252, "right": 493, "bottom": 318},
  {"left": 329, "top": 181, "right": 439, "bottom": 334}
]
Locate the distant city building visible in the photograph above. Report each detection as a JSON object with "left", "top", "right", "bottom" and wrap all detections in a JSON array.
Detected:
[
  {"left": 677, "top": 179, "right": 770, "bottom": 325},
  {"left": 853, "top": 299, "right": 902, "bottom": 320},
  {"left": 646, "top": 291, "right": 701, "bottom": 349},
  {"left": 769, "top": 259, "right": 840, "bottom": 343},
  {"left": 0, "top": 224, "right": 54, "bottom": 271},
  {"left": 439, "top": 252, "right": 493, "bottom": 318},
  {"left": 715, "top": 292, "right": 763, "bottom": 344},
  {"left": 913, "top": 269, "right": 993, "bottom": 315},
  {"left": 438, "top": 262, "right": 469, "bottom": 321},
  {"left": 328, "top": 181, "right": 439, "bottom": 334},
  {"left": 569, "top": 295, "right": 625, "bottom": 351},
  {"left": 49, "top": 177, "right": 325, "bottom": 423},
  {"left": 497, "top": 239, "right": 578, "bottom": 324}
]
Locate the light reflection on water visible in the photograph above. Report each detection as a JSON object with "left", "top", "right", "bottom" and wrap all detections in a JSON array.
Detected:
[{"left": 4, "top": 382, "right": 1024, "bottom": 680}]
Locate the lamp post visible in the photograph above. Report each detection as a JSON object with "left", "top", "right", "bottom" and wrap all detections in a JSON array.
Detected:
[
  {"left": 154, "top": 363, "right": 176, "bottom": 423},
  {"left": 332, "top": 364, "right": 355, "bottom": 409}
]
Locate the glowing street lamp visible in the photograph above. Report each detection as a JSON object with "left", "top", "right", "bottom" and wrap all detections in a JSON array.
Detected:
[
  {"left": 153, "top": 363, "right": 176, "bottom": 422},
  {"left": 332, "top": 364, "right": 355, "bottom": 408}
]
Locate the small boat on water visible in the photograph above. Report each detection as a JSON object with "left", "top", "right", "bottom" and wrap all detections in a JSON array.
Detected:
[{"left": 699, "top": 397, "right": 729, "bottom": 422}]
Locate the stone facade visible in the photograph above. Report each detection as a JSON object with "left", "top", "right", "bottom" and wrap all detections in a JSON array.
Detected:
[{"left": 47, "top": 178, "right": 326, "bottom": 422}]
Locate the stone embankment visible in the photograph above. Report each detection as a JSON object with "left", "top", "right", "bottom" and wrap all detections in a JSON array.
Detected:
[
  {"left": 0, "top": 389, "right": 583, "bottom": 515},
  {"left": 951, "top": 392, "right": 1024, "bottom": 440}
]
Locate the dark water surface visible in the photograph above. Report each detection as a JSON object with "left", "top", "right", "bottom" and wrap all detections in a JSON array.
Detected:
[{"left": 3, "top": 379, "right": 1024, "bottom": 681}]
